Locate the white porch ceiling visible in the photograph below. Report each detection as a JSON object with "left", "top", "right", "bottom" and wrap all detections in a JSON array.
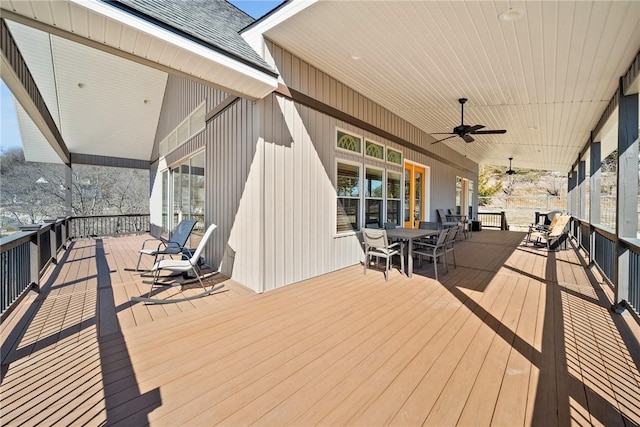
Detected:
[
  {"left": 260, "top": 0, "right": 640, "bottom": 171},
  {"left": 1, "top": 0, "right": 279, "bottom": 164},
  {"left": 6, "top": 20, "right": 167, "bottom": 162}
]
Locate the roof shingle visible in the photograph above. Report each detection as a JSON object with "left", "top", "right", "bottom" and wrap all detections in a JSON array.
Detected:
[{"left": 112, "top": 0, "right": 275, "bottom": 74}]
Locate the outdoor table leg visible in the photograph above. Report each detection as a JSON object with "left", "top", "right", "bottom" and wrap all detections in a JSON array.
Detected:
[{"left": 407, "top": 237, "right": 413, "bottom": 278}]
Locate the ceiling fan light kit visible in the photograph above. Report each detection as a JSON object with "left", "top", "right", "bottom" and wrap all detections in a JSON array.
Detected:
[{"left": 432, "top": 98, "right": 507, "bottom": 144}]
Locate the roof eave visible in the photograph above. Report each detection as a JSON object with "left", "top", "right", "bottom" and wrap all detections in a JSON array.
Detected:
[{"left": 71, "top": 0, "right": 278, "bottom": 100}]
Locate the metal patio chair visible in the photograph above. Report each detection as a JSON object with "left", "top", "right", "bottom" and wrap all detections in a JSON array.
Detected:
[{"left": 127, "top": 219, "right": 197, "bottom": 272}]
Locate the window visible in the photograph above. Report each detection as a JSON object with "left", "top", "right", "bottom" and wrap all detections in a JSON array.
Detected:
[
  {"left": 365, "top": 167, "right": 384, "bottom": 228},
  {"left": 168, "top": 131, "right": 177, "bottom": 152},
  {"left": 365, "top": 139, "right": 384, "bottom": 161},
  {"left": 336, "top": 162, "right": 361, "bottom": 233},
  {"left": 387, "top": 171, "right": 402, "bottom": 226},
  {"left": 334, "top": 128, "right": 403, "bottom": 233},
  {"left": 164, "top": 151, "right": 206, "bottom": 246},
  {"left": 336, "top": 129, "right": 362, "bottom": 154},
  {"left": 158, "top": 102, "right": 206, "bottom": 157},
  {"left": 387, "top": 148, "right": 402, "bottom": 165}
]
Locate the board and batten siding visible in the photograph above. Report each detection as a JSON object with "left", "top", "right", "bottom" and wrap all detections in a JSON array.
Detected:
[
  {"left": 203, "top": 99, "right": 263, "bottom": 289},
  {"left": 261, "top": 94, "right": 364, "bottom": 291},
  {"left": 151, "top": 75, "right": 263, "bottom": 289}
]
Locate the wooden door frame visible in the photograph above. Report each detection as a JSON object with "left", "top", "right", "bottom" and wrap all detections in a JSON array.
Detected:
[{"left": 404, "top": 160, "right": 430, "bottom": 228}]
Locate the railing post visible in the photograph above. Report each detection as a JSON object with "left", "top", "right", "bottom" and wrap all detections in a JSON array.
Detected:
[
  {"left": 43, "top": 219, "right": 56, "bottom": 265},
  {"left": 19, "top": 225, "right": 41, "bottom": 291},
  {"left": 58, "top": 216, "right": 68, "bottom": 248}
]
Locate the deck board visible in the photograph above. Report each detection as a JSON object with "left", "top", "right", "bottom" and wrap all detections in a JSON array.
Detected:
[{"left": 2, "top": 230, "right": 640, "bottom": 426}]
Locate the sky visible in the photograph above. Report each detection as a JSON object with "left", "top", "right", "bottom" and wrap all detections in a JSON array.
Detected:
[{"left": 0, "top": 0, "right": 284, "bottom": 151}]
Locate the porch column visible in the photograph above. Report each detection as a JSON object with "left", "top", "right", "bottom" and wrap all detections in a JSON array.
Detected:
[
  {"left": 589, "top": 140, "right": 601, "bottom": 265},
  {"left": 577, "top": 160, "right": 586, "bottom": 246},
  {"left": 614, "top": 80, "right": 638, "bottom": 306},
  {"left": 65, "top": 163, "right": 72, "bottom": 216},
  {"left": 567, "top": 170, "right": 577, "bottom": 215}
]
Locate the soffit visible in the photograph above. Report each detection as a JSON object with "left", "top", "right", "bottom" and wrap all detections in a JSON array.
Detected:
[
  {"left": 1, "top": 0, "right": 277, "bottom": 164},
  {"left": 1, "top": 0, "right": 278, "bottom": 103},
  {"left": 7, "top": 20, "right": 167, "bottom": 162},
  {"left": 262, "top": 0, "right": 640, "bottom": 172}
]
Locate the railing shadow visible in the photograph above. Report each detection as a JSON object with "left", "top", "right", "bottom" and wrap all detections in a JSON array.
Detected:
[
  {"left": 439, "top": 232, "right": 640, "bottom": 425},
  {"left": 0, "top": 239, "right": 161, "bottom": 424}
]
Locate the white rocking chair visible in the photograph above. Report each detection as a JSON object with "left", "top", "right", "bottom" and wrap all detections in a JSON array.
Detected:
[{"left": 131, "top": 223, "right": 223, "bottom": 304}]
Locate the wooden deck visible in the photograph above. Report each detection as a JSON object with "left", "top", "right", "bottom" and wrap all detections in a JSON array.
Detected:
[{"left": 1, "top": 230, "right": 639, "bottom": 426}]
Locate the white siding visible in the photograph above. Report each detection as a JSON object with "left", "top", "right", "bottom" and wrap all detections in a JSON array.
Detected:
[{"left": 204, "top": 100, "right": 263, "bottom": 290}]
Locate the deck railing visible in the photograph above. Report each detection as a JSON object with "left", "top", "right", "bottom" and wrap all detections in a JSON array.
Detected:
[
  {"left": 69, "top": 214, "right": 150, "bottom": 239},
  {"left": 568, "top": 218, "right": 640, "bottom": 318},
  {"left": 0, "top": 214, "right": 149, "bottom": 322},
  {"left": 477, "top": 211, "right": 509, "bottom": 230}
]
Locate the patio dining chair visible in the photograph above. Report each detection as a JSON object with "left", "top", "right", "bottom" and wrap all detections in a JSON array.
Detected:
[
  {"left": 128, "top": 219, "right": 197, "bottom": 272},
  {"left": 436, "top": 209, "right": 459, "bottom": 229},
  {"left": 362, "top": 228, "right": 404, "bottom": 281},
  {"left": 443, "top": 225, "right": 459, "bottom": 269},
  {"left": 413, "top": 228, "right": 449, "bottom": 281}
]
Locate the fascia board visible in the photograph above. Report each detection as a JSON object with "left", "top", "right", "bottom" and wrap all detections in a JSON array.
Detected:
[
  {"left": 70, "top": 0, "right": 278, "bottom": 97},
  {"left": 241, "top": 0, "right": 319, "bottom": 57}
]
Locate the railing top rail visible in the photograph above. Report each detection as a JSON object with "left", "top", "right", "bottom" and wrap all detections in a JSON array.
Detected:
[
  {"left": 0, "top": 230, "right": 37, "bottom": 252},
  {"left": 70, "top": 214, "right": 149, "bottom": 219}
]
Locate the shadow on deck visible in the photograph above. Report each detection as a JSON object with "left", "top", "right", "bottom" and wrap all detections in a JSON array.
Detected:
[{"left": 1, "top": 231, "right": 639, "bottom": 425}]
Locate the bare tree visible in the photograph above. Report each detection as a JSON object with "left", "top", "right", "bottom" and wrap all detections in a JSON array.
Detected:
[
  {"left": 1, "top": 148, "right": 149, "bottom": 230},
  {"left": 0, "top": 148, "right": 66, "bottom": 225}
]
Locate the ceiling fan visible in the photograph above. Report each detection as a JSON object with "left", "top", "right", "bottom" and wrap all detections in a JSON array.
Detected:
[
  {"left": 506, "top": 157, "right": 516, "bottom": 175},
  {"left": 431, "top": 98, "right": 507, "bottom": 144}
]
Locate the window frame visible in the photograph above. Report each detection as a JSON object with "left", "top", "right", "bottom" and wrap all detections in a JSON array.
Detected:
[
  {"left": 364, "top": 165, "right": 385, "bottom": 228},
  {"left": 364, "top": 138, "right": 385, "bottom": 162},
  {"left": 386, "top": 147, "right": 403, "bottom": 166},
  {"left": 336, "top": 127, "right": 364, "bottom": 156},
  {"left": 158, "top": 101, "right": 206, "bottom": 157},
  {"left": 335, "top": 159, "right": 363, "bottom": 235}
]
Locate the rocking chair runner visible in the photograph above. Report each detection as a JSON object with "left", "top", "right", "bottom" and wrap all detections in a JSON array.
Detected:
[{"left": 131, "top": 223, "right": 223, "bottom": 304}]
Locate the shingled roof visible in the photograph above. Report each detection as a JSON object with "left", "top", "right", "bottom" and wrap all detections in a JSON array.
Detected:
[{"left": 113, "top": 0, "right": 276, "bottom": 75}]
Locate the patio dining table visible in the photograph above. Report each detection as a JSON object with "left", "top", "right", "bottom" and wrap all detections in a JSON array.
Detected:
[{"left": 385, "top": 228, "right": 439, "bottom": 278}]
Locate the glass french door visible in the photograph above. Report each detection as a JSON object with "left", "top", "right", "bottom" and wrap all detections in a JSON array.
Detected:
[
  {"left": 404, "top": 163, "right": 426, "bottom": 229},
  {"left": 162, "top": 151, "right": 205, "bottom": 247}
]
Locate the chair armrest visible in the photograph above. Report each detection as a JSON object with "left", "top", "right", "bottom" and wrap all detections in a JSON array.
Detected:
[
  {"left": 387, "top": 242, "right": 401, "bottom": 250},
  {"left": 413, "top": 241, "right": 438, "bottom": 249},
  {"left": 139, "top": 237, "right": 166, "bottom": 250}
]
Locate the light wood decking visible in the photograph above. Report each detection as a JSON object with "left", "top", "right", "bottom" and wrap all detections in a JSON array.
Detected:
[{"left": 1, "top": 231, "right": 639, "bottom": 426}]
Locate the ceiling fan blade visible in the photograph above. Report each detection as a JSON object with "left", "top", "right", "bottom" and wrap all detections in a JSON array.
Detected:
[
  {"left": 432, "top": 135, "right": 457, "bottom": 144},
  {"left": 472, "top": 129, "right": 507, "bottom": 135},
  {"left": 430, "top": 132, "right": 456, "bottom": 135},
  {"left": 462, "top": 134, "right": 474, "bottom": 143},
  {"left": 467, "top": 124, "right": 485, "bottom": 133}
]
